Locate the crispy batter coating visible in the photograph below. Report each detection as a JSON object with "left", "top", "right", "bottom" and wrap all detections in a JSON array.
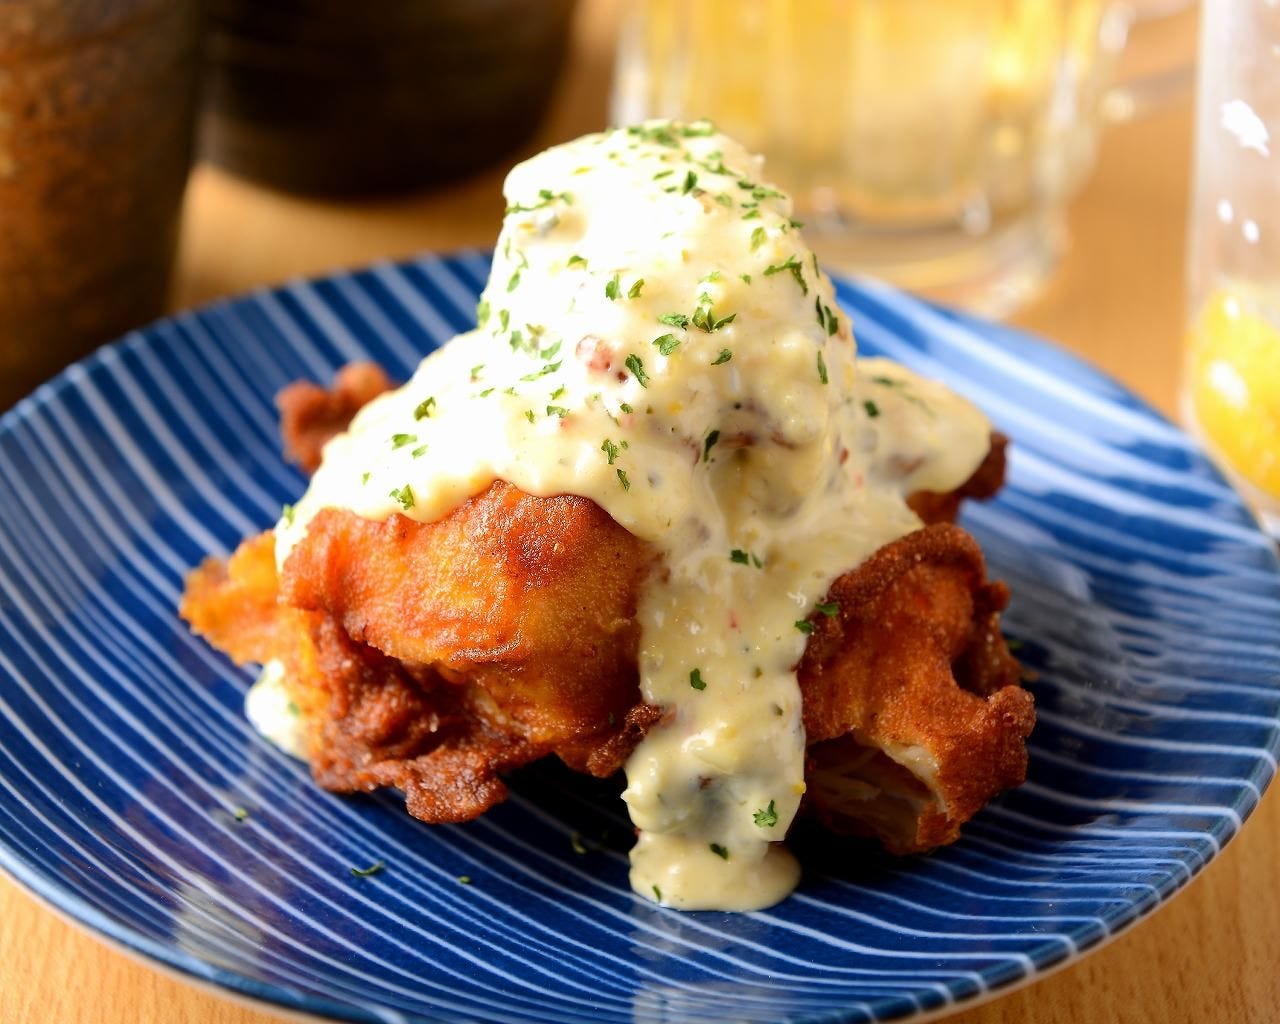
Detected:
[
  {"left": 280, "top": 481, "right": 660, "bottom": 774},
  {"left": 181, "top": 531, "right": 329, "bottom": 735},
  {"left": 182, "top": 522, "right": 661, "bottom": 820},
  {"left": 798, "top": 523, "right": 1034, "bottom": 853},
  {"left": 278, "top": 361, "right": 393, "bottom": 474},
  {"left": 305, "top": 617, "right": 543, "bottom": 822}
]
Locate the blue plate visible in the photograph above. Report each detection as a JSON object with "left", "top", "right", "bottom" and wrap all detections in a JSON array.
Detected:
[{"left": 1, "top": 253, "right": 1278, "bottom": 1024}]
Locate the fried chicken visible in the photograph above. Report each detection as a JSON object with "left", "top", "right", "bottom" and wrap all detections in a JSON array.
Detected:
[
  {"left": 181, "top": 359, "right": 1033, "bottom": 857},
  {"left": 182, "top": 488, "right": 663, "bottom": 821},
  {"left": 183, "top": 479, "right": 1030, "bottom": 854},
  {"left": 797, "top": 523, "right": 1033, "bottom": 853}
]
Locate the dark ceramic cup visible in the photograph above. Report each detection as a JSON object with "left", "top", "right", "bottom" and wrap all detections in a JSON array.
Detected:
[
  {"left": 200, "top": 0, "right": 578, "bottom": 196},
  {"left": 0, "top": 0, "right": 201, "bottom": 410}
]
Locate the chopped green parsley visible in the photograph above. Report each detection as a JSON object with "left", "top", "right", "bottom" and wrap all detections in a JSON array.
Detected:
[
  {"left": 750, "top": 226, "right": 767, "bottom": 251},
  {"left": 626, "top": 123, "right": 679, "bottom": 147},
  {"left": 652, "top": 333, "right": 680, "bottom": 356},
  {"left": 350, "top": 860, "right": 384, "bottom": 878},
  {"left": 520, "top": 360, "right": 561, "bottom": 382},
  {"left": 658, "top": 312, "right": 691, "bottom": 329},
  {"left": 680, "top": 120, "right": 716, "bottom": 137},
  {"left": 711, "top": 348, "right": 732, "bottom": 365},
  {"left": 504, "top": 188, "right": 572, "bottom": 215},
  {"left": 689, "top": 668, "right": 707, "bottom": 691},
  {"left": 625, "top": 354, "right": 650, "bottom": 387},
  {"left": 281, "top": 503, "right": 295, "bottom": 526},
  {"left": 814, "top": 296, "right": 839, "bottom": 336},
  {"left": 816, "top": 601, "right": 840, "bottom": 617},
  {"left": 414, "top": 396, "right": 437, "bottom": 420},
  {"left": 863, "top": 399, "right": 880, "bottom": 418},
  {"left": 601, "top": 438, "right": 620, "bottom": 464},
  {"left": 817, "top": 351, "right": 829, "bottom": 385},
  {"left": 795, "top": 620, "right": 815, "bottom": 634},
  {"left": 703, "top": 429, "right": 720, "bottom": 462},
  {"left": 390, "top": 485, "right": 415, "bottom": 511},
  {"left": 763, "top": 256, "right": 807, "bottom": 295},
  {"left": 390, "top": 432, "right": 417, "bottom": 449},
  {"left": 692, "top": 303, "right": 737, "bottom": 333},
  {"left": 616, "top": 468, "right": 631, "bottom": 491},
  {"left": 709, "top": 843, "right": 730, "bottom": 861},
  {"left": 605, "top": 274, "right": 621, "bottom": 300},
  {"left": 567, "top": 254, "right": 588, "bottom": 269},
  {"left": 753, "top": 800, "right": 779, "bottom": 828},
  {"left": 628, "top": 278, "right": 645, "bottom": 299}
]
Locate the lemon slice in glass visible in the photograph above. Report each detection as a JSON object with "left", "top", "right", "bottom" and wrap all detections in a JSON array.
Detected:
[{"left": 1187, "top": 286, "right": 1280, "bottom": 500}]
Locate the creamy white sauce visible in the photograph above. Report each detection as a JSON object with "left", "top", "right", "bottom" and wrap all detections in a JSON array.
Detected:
[
  {"left": 272, "top": 123, "right": 991, "bottom": 911},
  {"left": 246, "top": 659, "right": 308, "bottom": 759}
]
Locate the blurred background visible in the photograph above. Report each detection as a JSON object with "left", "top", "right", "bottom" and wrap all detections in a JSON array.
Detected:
[{"left": 1, "top": 0, "right": 1276, "bottom": 532}]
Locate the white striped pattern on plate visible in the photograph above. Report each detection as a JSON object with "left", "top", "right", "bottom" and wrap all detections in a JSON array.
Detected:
[{"left": 0, "top": 253, "right": 1277, "bottom": 1024}]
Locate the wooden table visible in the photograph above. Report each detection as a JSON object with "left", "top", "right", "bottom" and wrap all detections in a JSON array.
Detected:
[{"left": 6, "top": 2, "right": 1278, "bottom": 1022}]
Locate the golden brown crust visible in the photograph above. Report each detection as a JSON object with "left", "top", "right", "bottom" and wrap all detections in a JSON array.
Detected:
[
  {"left": 304, "top": 617, "right": 542, "bottom": 823},
  {"left": 277, "top": 361, "right": 393, "bottom": 474},
  {"left": 798, "top": 523, "right": 1034, "bottom": 853},
  {"left": 179, "top": 530, "right": 330, "bottom": 734},
  {"left": 280, "top": 481, "right": 658, "bottom": 761},
  {"left": 181, "top": 523, "right": 608, "bottom": 822}
]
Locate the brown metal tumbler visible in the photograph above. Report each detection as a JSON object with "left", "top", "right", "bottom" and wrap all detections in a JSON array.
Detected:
[{"left": 0, "top": 0, "right": 200, "bottom": 410}]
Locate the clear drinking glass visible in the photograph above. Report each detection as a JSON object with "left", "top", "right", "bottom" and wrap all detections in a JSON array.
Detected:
[
  {"left": 1183, "top": 0, "right": 1280, "bottom": 536},
  {"left": 611, "top": 0, "right": 1130, "bottom": 316}
]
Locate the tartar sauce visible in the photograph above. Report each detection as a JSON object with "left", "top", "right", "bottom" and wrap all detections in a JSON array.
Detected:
[{"left": 271, "top": 123, "right": 992, "bottom": 910}]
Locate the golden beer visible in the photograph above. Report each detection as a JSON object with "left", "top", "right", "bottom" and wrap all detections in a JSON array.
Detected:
[{"left": 613, "top": 0, "right": 1116, "bottom": 312}]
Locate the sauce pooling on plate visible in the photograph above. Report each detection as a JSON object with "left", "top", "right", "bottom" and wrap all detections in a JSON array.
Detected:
[{"left": 271, "top": 123, "right": 992, "bottom": 910}]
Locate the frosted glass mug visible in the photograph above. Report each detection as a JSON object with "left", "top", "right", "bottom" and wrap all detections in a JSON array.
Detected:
[
  {"left": 1183, "top": 0, "right": 1280, "bottom": 536},
  {"left": 612, "top": 0, "right": 1128, "bottom": 316}
]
